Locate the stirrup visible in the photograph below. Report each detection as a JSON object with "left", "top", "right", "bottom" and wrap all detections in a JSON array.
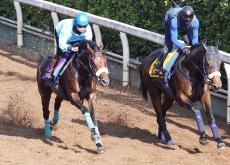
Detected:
[{"left": 153, "top": 68, "right": 164, "bottom": 75}]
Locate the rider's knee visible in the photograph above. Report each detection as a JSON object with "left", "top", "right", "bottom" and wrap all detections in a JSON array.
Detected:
[{"left": 161, "top": 47, "right": 168, "bottom": 55}]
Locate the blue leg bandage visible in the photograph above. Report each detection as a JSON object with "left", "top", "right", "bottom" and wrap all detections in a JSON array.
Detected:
[
  {"left": 83, "top": 112, "right": 95, "bottom": 130},
  {"left": 52, "top": 110, "right": 59, "bottom": 125},
  {"left": 195, "top": 111, "right": 205, "bottom": 133},
  {"left": 162, "top": 129, "right": 173, "bottom": 145},
  {"left": 158, "top": 129, "right": 165, "bottom": 141},
  {"left": 44, "top": 119, "right": 51, "bottom": 138},
  {"left": 210, "top": 122, "right": 221, "bottom": 139}
]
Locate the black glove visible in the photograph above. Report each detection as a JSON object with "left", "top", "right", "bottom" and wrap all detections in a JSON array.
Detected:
[{"left": 182, "top": 47, "right": 190, "bottom": 55}]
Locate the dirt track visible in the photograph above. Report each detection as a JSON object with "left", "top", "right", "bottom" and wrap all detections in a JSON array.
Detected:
[{"left": 0, "top": 39, "right": 230, "bottom": 165}]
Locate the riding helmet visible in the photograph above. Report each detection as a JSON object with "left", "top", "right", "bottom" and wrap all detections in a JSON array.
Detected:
[
  {"left": 74, "top": 12, "right": 89, "bottom": 27},
  {"left": 179, "top": 6, "right": 194, "bottom": 22}
]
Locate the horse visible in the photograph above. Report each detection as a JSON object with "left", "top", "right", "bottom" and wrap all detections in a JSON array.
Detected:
[
  {"left": 139, "top": 42, "right": 225, "bottom": 149},
  {"left": 37, "top": 43, "right": 109, "bottom": 154}
]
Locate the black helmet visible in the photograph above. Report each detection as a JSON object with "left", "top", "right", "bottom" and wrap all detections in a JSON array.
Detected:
[{"left": 180, "top": 6, "right": 194, "bottom": 22}]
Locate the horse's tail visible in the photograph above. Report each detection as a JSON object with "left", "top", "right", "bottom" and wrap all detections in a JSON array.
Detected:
[{"left": 139, "top": 63, "right": 148, "bottom": 101}]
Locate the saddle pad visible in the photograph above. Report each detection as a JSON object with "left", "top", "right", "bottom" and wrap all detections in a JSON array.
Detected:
[{"left": 149, "top": 58, "right": 164, "bottom": 78}]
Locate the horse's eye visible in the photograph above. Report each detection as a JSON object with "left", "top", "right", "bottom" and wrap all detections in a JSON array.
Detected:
[{"left": 205, "top": 58, "right": 211, "bottom": 65}]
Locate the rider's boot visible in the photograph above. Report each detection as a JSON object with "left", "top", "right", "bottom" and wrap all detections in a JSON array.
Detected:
[
  {"left": 153, "top": 48, "right": 167, "bottom": 74},
  {"left": 163, "top": 71, "right": 175, "bottom": 99},
  {"left": 46, "top": 58, "right": 57, "bottom": 80}
]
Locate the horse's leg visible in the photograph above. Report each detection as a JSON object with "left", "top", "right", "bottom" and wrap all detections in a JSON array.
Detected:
[
  {"left": 87, "top": 92, "right": 104, "bottom": 153},
  {"left": 70, "top": 92, "right": 104, "bottom": 153},
  {"left": 159, "top": 95, "right": 174, "bottom": 140},
  {"left": 149, "top": 88, "right": 174, "bottom": 145},
  {"left": 201, "top": 90, "right": 225, "bottom": 149},
  {"left": 51, "top": 96, "right": 63, "bottom": 129}
]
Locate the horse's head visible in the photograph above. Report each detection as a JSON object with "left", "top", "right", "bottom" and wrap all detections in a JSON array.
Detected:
[
  {"left": 187, "top": 42, "right": 222, "bottom": 90},
  {"left": 86, "top": 43, "right": 109, "bottom": 87},
  {"left": 204, "top": 46, "right": 222, "bottom": 90}
]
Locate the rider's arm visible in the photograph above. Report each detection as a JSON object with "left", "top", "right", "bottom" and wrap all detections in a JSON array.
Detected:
[
  {"left": 170, "top": 17, "right": 186, "bottom": 49},
  {"left": 84, "top": 25, "right": 93, "bottom": 41},
  {"left": 55, "top": 20, "right": 73, "bottom": 52},
  {"left": 58, "top": 31, "right": 71, "bottom": 52},
  {"left": 192, "top": 17, "right": 199, "bottom": 46}
]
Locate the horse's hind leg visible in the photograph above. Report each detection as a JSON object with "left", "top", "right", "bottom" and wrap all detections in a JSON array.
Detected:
[
  {"left": 51, "top": 96, "right": 63, "bottom": 130},
  {"left": 159, "top": 95, "right": 174, "bottom": 141},
  {"left": 201, "top": 91, "right": 225, "bottom": 149},
  {"left": 40, "top": 88, "right": 52, "bottom": 138},
  {"left": 149, "top": 88, "right": 174, "bottom": 145}
]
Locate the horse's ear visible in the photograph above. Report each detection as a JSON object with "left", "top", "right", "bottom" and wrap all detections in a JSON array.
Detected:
[
  {"left": 202, "top": 39, "right": 207, "bottom": 45},
  {"left": 98, "top": 42, "right": 104, "bottom": 51},
  {"left": 87, "top": 43, "right": 93, "bottom": 53}
]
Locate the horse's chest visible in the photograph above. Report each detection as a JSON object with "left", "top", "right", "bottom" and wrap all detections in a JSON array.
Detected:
[{"left": 187, "top": 84, "right": 204, "bottom": 101}]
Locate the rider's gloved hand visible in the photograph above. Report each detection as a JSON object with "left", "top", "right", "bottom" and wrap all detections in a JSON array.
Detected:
[
  {"left": 182, "top": 47, "right": 190, "bottom": 55},
  {"left": 67, "top": 45, "right": 78, "bottom": 52}
]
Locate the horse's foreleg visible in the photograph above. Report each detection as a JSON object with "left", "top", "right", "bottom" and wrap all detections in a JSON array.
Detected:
[
  {"left": 53, "top": 96, "right": 63, "bottom": 124},
  {"left": 51, "top": 96, "right": 63, "bottom": 129},
  {"left": 71, "top": 92, "right": 104, "bottom": 153},
  {"left": 201, "top": 90, "right": 225, "bottom": 149}
]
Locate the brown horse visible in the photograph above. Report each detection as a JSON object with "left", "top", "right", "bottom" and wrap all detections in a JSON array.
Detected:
[
  {"left": 37, "top": 43, "right": 109, "bottom": 154},
  {"left": 139, "top": 42, "right": 225, "bottom": 149}
]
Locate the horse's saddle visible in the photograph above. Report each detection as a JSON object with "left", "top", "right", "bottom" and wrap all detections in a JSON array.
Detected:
[{"left": 149, "top": 50, "right": 177, "bottom": 78}]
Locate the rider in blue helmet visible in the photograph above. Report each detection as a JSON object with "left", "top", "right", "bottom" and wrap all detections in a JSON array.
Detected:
[
  {"left": 153, "top": 6, "right": 199, "bottom": 82},
  {"left": 44, "top": 12, "right": 93, "bottom": 82}
]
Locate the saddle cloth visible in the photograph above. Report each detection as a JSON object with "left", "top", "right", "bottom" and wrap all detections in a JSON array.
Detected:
[{"left": 149, "top": 49, "right": 178, "bottom": 78}]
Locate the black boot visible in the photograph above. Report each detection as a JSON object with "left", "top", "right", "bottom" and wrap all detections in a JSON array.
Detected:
[
  {"left": 46, "top": 58, "right": 57, "bottom": 80},
  {"left": 163, "top": 71, "right": 175, "bottom": 99},
  {"left": 153, "top": 48, "right": 167, "bottom": 74}
]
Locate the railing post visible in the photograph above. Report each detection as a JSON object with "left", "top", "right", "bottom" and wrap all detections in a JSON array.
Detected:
[
  {"left": 13, "top": 0, "right": 23, "bottom": 48},
  {"left": 93, "top": 24, "right": 102, "bottom": 46},
  {"left": 224, "top": 63, "right": 230, "bottom": 123},
  {"left": 119, "top": 32, "right": 129, "bottom": 86},
  {"left": 51, "top": 11, "right": 59, "bottom": 55}
]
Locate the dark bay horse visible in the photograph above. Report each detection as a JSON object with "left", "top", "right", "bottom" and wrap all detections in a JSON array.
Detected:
[
  {"left": 139, "top": 42, "right": 225, "bottom": 149},
  {"left": 37, "top": 43, "right": 109, "bottom": 154}
]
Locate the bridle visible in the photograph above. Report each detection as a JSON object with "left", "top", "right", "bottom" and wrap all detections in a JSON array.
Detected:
[
  {"left": 77, "top": 50, "right": 108, "bottom": 81},
  {"left": 176, "top": 44, "right": 221, "bottom": 89}
]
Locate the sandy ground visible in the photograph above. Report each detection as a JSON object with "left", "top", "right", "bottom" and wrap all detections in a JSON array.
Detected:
[{"left": 0, "top": 39, "right": 230, "bottom": 165}]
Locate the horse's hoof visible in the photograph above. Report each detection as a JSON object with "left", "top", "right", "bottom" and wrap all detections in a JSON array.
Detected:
[
  {"left": 166, "top": 140, "right": 174, "bottom": 145},
  {"left": 217, "top": 142, "right": 225, "bottom": 149},
  {"left": 96, "top": 143, "right": 105, "bottom": 154},
  {"left": 199, "top": 137, "right": 208, "bottom": 146}
]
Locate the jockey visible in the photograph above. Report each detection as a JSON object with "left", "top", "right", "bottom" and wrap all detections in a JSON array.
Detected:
[
  {"left": 154, "top": 6, "right": 199, "bottom": 82},
  {"left": 45, "top": 12, "right": 93, "bottom": 80}
]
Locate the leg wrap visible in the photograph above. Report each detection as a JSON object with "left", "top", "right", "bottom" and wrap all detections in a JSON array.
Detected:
[
  {"left": 158, "top": 129, "right": 166, "bottom": 141},
  {"left": 210, "top": 122, "right": 221, "bottom": 139},
  {"left": 44, "top": 119, "right": 51, "bottom": 138},
  {"left": 52, "top": 110, "right": 59, "bottom": 125},
  {"left": 94, "top": 126, "right": 102, "bottom": 144},
  {"left": 162, "top": 130, "right": 171, "bottom": 142},
  {"left": 83, "top": 112, "right": 95, "bottom": 130},
  {"left": 195, "top": 111, "right": 205, "bottom": 133}
]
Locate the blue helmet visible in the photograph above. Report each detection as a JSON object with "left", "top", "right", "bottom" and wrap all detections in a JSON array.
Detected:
[{"left": 74, "top": 13, "right": 89, "bottom": 27}]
